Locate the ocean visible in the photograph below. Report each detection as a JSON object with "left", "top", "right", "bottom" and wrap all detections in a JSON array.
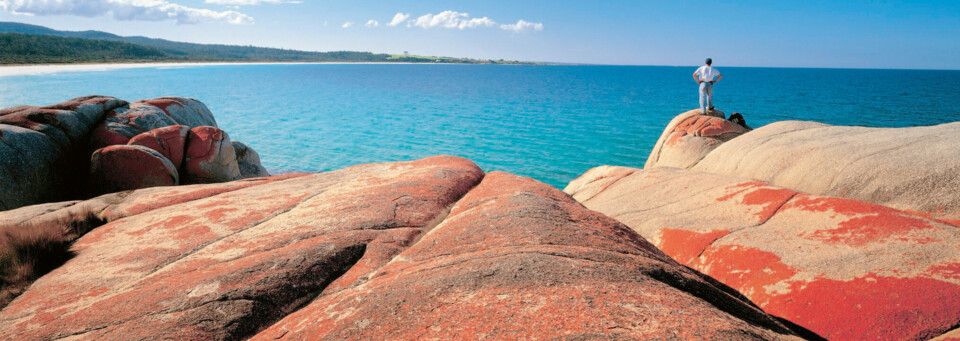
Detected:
[{"left": 1, "top": 64, "right": 958, "bottom": 188}]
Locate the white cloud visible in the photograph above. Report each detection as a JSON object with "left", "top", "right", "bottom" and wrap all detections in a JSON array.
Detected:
[
  {"left": 341, "top": 21, "right": 353, "bottom": 28},
  {"left": 411, "top": 10, "right": 496, "bottom": 30},
  {"left": 0, "top": 0, "right": 253, "bottom": 24},
  {"left": 365, "top": 19, "right": 378, "bottom": 28},
  {"left": 204, "top": 0, "right": 299, "bottom": 5},
  {"left": 500, "top": 19, "right": 543, "bottom": 32},
  {"left": 386, "top": 12, "right": 408, "bottom": 27}
]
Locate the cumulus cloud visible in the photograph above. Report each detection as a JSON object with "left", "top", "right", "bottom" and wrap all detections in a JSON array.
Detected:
[
  {"left": 365, "top": 19, "right": 378, "bottom": 28},
  {"left": 386, "top": 12, "right": 408, "bottom": 27},
  {"left": 500, "top": 19, "right": 543, "bottom": 32},
  {"left": 0, "top": 0, "right": 253, "bottom": 24},
  {"left": 410, "top": 10, "right": 496, "bottom": 30},
  {"left": 204, "top": 0, "right": 299, "bottom": 5},
  {"left": 341, "top": 21, "right": 353, "bottom": 28},
  {"left": 386, "top": 10, "right": 543, "bottom": 32}
]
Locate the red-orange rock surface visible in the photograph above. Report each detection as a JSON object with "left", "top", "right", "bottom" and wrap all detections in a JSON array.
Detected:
[
  {"left": 0, "top": 96, "right": 127, "bottom": 210},
  {"left": 0, "top": 96, "right": 267, "bottom": 211},
  {"left": 134, "top": 97, "right": 217, "bottom": 129},
  {"left": 89, "top": 144, "right": 179, "bottom": 193},
  {"left": 0, "top": 157, "right": 812, "bottom": 340},
  {"left": 687, "top": 120, "right": 960, "bottom": 223},
  {"left": 566, "top": 166, "right": 960, "bottom": 341},
  {"left": 127, "top": 125, "right": 190, "bottom": 171},
  {"left": 254, "top": 171, "right": 806, "bottom": 340},
  {"left": 645, "top": 108, "right": 747, "bottom": 169},
  {"left": 0, "top": 156, "right": 483, "bottom": 340},
  {"left": 184, "top": 126, "right": 242, "bottom": 183}
]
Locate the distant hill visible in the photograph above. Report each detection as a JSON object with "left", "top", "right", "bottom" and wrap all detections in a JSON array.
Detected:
[
  {"left": 0, "top": 21, "right": 529, "bottom": 64},
  {"left": 0, "top": 33, "right": 171, "bottom": 64}
]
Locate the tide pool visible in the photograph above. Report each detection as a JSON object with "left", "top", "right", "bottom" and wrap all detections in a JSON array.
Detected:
[{"left": 1, "top": 64, "right": 958, "bottom": 188}]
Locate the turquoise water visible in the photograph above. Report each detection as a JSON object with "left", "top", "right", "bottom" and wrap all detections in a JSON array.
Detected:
[{"left": 1, "top": 64, "right": 958, "bottom": 188}]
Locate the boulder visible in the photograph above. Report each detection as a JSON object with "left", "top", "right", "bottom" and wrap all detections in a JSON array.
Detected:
[
  {"left": 0, "top": 157, "right": 811, "bottom": 340},
  {"left": 134, "top": 97, "right": 217, "bottom": 129},
  {"left": 183, "top": 126, "right": 242, "bottom": 183},
  {"left": 0, "top": 96, "right": 127, "bottom": 210},
  {"left": 686, "top": 120, "right": 960, "bottom": 223},
  {"left": 127, "top": 125, "right": 190, "bottom": 171},
  {"left": 231, "top": 140, "right": 270, "bottom": 178},
  {"left": 256, "top": 171, "right": 807, "bottom": 340},
  {"left": 645, "top": 108, "right": 746, "bottom": 169},
  {"left": 90, "top": 145, "right": 179, "bottom": 193},
  {"left": 0, "top": 156, "right": 483, "bottom": 340},
  {"left": 88, "top": 102, "right": 179, "bottom": 151},
  {"left": 566, "top": 166, "right": 960, "bottom": 341}
]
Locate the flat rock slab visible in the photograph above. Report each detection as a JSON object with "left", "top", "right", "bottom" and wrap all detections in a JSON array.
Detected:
[
  {"left": 255, "top": 171, "right": 806, "bottom": 340},
  {"left": 689, "top": 120, "right": 960, "bottom": 223},
  {"left": 566, "top": 166, "right": 960, "bottom": 341},
  {"left": 0, "top": 156, "right": 483, "bottom": 340}
]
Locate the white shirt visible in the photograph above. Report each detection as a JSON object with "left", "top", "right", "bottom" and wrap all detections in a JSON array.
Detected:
[{"left": 694, "top": 65, "right": 720, "bottom": 82}]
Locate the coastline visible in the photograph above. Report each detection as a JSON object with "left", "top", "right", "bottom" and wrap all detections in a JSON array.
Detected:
[{"left": 0, "top": 61, "right": 467, "bottom": 77}]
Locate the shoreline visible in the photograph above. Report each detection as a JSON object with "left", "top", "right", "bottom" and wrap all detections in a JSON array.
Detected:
[{"left": 0, "top": 61, "right": 508, "bottom": 77}]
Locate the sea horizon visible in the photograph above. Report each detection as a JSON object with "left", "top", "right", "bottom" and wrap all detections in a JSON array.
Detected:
[{"left": 2, "top": 63, "right": 957, "bottom": 188}]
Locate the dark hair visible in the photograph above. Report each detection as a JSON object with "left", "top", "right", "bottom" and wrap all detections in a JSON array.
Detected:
[{"left": 705, "top": 58, "right": 712, "bottom": 65}]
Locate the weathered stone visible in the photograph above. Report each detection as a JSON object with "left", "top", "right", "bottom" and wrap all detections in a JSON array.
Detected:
[
  {"left": 567, "top": 166, "right": 960, "bottom": 341},
  {"left": 0, "top": 156, "right": 483, "bottom": 340},
  {"left": 645, "top": 108, "right": 746, "bottom": 169},
  {"left": 127, "top": 125, "right": 190, "bottom": 171},
  {"left": 232, "top": 140, "right": 269, "bottom": 178},
  {"left": 90, "top": 145, "right": 179, "bottom": 193},
  {"left": 255, "top": 171, "right": 807, "bottom": 340},
  {"left": 90, "top": 103, "right": 180, "bottom": 151},
  {"left": 687, "top": 120, "right": 960, "bottom": 223},
  {"left": 0, "top": 96, "right": 127, "bottom": 210},
  {"left": 183, "top": 126, "right": 242, "bottom": 184},
  {"left": 134, "top": 97, "right": 217, "bottom": 129}
]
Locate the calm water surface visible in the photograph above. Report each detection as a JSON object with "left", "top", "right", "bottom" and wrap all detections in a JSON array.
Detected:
[{"left": 1, "top": 64, "right": 958, "bottom": 188}]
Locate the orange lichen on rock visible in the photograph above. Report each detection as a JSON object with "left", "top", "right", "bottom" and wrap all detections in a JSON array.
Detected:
[
  {"left": 657, "top": 228, "right": 729, "bottom": 266},
  {"left": 716, "top": 181, "right": 797, "bottom": 220},
  {"left": 785, "top": 194, "right": 939, "bottom": 246},
  {"left": 255, "top": 172, "right": 807, "bottom": 340},
  {"left": 665, "top": 114, "right": 746, "bottom": 147}
]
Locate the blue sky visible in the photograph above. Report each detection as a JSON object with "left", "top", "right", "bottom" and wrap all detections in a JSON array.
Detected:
[{"left": 0, "top": 0, "right": 958, "bottom": 69}]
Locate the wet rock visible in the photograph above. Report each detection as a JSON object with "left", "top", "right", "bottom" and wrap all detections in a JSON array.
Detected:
[
  {"left": 567, "top": 166, "right": 960, "bottom": 341},
  {"left": 90, "top": 144, "right": 179, "bottom": 193}
]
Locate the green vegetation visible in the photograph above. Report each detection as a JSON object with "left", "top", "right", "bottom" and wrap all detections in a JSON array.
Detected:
[
  {"left": 0, "top": 21, "right": 534, "bottom": 65},
  {"left": 0, "top": 33, "right": 170, "bottom": 64}
]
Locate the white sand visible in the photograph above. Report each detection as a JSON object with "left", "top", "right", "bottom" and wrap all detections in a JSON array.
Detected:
[{"left": 0, "top": 61, "right": 421, "bottom": 77}]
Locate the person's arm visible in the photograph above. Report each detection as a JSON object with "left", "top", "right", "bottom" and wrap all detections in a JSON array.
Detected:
[
  {"left": 713, "top": 73, "right": 722, "bottom": 84},
  {"left": 693, "top": 71, "right": 701, "bottom": 84}
]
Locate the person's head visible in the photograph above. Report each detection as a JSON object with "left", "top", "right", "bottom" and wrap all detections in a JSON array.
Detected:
[{"left": 705, "top": 58, "right": 712, "bottom": 66}]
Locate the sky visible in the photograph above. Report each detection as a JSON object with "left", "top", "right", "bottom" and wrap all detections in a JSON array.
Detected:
[{"left": 0, "top": 0, "right": 958, "bottom": 69}]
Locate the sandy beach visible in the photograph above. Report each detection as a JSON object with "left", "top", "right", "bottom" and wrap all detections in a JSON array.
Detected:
[{"left": 0, "top": 62, "right": 423, "bottom": 77}]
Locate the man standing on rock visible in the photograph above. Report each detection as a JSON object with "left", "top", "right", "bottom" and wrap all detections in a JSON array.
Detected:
[{"left": 693, "top": 58, "right": 722, "bottom": 115}]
